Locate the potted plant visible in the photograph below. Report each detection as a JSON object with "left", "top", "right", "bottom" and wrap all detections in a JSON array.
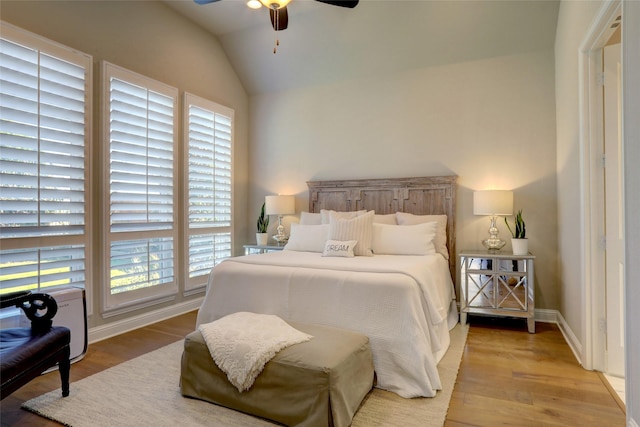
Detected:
[
  {"left": 505, "top": 209, "right": 528, "bottom": 255},
  {"left": 256, "top": 202, "right": 269, "bottom": 246}
]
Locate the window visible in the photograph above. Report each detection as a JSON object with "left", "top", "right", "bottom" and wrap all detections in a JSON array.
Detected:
[
  {"left": 184, "top": 93, "right": 233, "bottom": 292},
  {"left": 1, "top": 24, "right": 235, "bottom": 316},
  {"left": 102, "top": 62, "right": 178, "bottom": 313},
  {"left": 0, "top": 23, "right": 92, "bottom": 300}
]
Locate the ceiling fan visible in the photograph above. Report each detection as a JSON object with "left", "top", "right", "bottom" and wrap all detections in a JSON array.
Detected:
[{"left": 194, "top": 0, "right": 359, "bottom": 33}]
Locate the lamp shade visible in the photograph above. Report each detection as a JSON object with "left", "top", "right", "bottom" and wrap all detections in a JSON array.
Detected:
[
  {"left": 265, "top": 195, "right": 295, "bottom": 215},
  {"left": 473, "top": 190, "right": 513, "bottom": 216}
]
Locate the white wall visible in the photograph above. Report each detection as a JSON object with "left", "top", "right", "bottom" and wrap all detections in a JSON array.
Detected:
[
  {"left": 623, "top": 0, "right": 640, "bottom": 423},
  {"left": 250, "top": 49, "right": 559, "bottom": 309},
  {"left": 1, "top": 1, "right": 250, "bottom": 328}
]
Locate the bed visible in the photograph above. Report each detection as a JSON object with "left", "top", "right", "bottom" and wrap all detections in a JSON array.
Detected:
[{"left": 196, "top": 176, "right": 458, "bottom": 398}]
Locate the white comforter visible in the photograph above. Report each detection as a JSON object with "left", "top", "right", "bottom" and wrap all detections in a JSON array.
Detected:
[{"left": 196, "top": 250, "right": 457, "bottom": 398}]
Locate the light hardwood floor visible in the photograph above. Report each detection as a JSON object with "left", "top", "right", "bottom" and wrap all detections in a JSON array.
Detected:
[
  {"left": 0, "top": 312, "right": 625, "bottom": 426},
  {"left": 447, "top": 316, "right": 625, "bottom": 426}
]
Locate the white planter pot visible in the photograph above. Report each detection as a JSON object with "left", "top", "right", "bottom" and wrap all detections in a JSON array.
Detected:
[
  {"left": 511, "top": 238, "right": 529, "bottom": 256},
  {"left": 256, "top": 233, "right": 269, "bottom": 246}
]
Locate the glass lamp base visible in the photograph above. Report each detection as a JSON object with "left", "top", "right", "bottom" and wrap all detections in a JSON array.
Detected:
[
  {"left": 272, "top": 234, "right": 288, "bottom": 245},
  {"left": 482, "top": 238, "right": 506, "bottom": 251},
  {"left": 482, "top": 216, "right": 506, "bottom": 250},
  {"left": 271, "top": 216, "right": 289, "bottom": 245}
]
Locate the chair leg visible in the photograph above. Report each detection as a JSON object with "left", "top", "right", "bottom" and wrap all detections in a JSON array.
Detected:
[{"left": 59, "top": 346, "right": 71, "bottom": 397}]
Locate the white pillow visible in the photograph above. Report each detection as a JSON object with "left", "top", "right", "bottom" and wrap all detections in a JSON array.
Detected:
[
  {"left": 371, "top": 222, "right": 437, "bottom": 255},
  {"left": 373, "top": 214, "right": 397, "bottom": 224},
  {"left": 299, "top": 212, "right": 322, "bottom": 225},
  {"left": 283, "top": 223, "right": 329, "bottom": 253},
  {"left": 320, "top": 209, "right": 367, "bottom": 224},
  {"left": 322, "top": 240, "right": 358, "bottom": 258},
  {"left": 396, "top": 213, "right": 449, "bottom": 259},
  {"left": 328, "top": 210, "right": 374, "bottom": 256}
]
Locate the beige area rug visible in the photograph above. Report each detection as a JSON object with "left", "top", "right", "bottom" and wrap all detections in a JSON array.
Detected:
[{"left": 23, "top": 324, "right": 468, "bottom": 427}]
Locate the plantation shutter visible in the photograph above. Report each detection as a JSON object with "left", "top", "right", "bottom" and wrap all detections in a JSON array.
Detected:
[
  {"left": 187, "top": 104, "right": 232, "bottom": 228},
  {"left": 109, "top": 78, "right": 174, "bottom": 232},
  {"left": 185, "top": 93, "right": 233, "bottom": 289},
  {"left": 103, "top": 62, "right": 178, "bottom": 311},
  {"left": 0, "top": 24, "right": 91, "bottom": 296},
  {"left": 0, "top": 38, "right": 86, "bottom": 238}
]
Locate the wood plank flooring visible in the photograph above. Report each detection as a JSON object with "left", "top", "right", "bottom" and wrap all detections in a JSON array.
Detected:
[
  {"left": 0, "top": 312, "right": 625, "bottom": 426},
  {"left": 446, "top": 316, "right": 625, "bottom": 427}
]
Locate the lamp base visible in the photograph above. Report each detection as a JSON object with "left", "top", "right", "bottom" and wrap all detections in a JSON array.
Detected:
[
  {"left": 482, "top": 215, "right": 506, "bottom": 251},
  {"left": 271, "top": 234, "right": 288, "bottom": 246},
  {"left": 482, "top": 238, "right": 506, "bottom": 251},
  {"left": 271, "top": 217, "right": 288, "bottom": 246}
]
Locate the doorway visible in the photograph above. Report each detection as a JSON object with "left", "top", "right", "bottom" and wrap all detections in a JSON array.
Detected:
[{"left": 580, "top": 0, "right": 625, "bottom": 406}]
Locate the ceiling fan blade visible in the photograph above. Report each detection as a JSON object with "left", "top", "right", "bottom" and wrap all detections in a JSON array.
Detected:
[
  {"left": 314, "top": 0, "right": 359, "bottom": 8},
  {"left": 193, "top": 0, "right": 222, "bottom": 4},
  {"left": 269, "top": 6, "right": 289, "bottom": 31}
]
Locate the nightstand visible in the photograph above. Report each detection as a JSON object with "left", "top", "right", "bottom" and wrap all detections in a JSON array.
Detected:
[
  {"left": 243, "top": 244, "right": 285, "bottom": 255},
  {"left": 459, "top": 250, "right": 535, "bottom": 333}
]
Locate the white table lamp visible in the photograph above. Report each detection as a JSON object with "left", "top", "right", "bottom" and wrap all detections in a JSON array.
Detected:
[
  {"left": 265, "top": 195, "right": 295, "bottom": 245},
  {"left": 473, "top": 190, "right": 513, "bottom": 250}
]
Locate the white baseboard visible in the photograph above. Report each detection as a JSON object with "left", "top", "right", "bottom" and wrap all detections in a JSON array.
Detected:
[
  {"left": 555, "top": 310, "right": 583, "bottom": 366},
  {"left": 88, "top": 297, "right": 203, "bottom": 344},
  {"left": 534, "top": 308, "right": 558, "bottom": 324}
]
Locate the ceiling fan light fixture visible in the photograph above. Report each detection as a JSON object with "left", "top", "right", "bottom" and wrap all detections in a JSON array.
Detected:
[
  {"left": 259, "top": 0, "right": 291, "bottom": 10},
  {"left": 247, "top": 0, "right": 262, "bottom": 9}
]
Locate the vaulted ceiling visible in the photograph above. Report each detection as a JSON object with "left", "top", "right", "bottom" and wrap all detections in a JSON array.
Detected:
[{"left": 163, "top": 0, "right": 560, "bottom": 95}]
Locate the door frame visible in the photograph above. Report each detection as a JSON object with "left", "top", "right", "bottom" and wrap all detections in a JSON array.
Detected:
[{"left": 579, "top": 0, "right": 621, "bottom": 372}]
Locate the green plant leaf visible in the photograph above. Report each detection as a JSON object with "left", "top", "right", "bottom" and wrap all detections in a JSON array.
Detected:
[
  {"left": 256, "top": 202, "right": 269, "bottom": 232},
  {"left": 505, "top": 209, "right": 526, "bottom": 238}
]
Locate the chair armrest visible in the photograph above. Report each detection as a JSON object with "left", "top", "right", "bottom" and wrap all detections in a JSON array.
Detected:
[
  {"left": 0, "top": 291, "right": 58, "bottom": 331},
  {"left": 0, "top": 291, "right": 33, "bottom": 309}
]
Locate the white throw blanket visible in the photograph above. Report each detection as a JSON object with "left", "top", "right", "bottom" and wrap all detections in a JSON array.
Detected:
[{"left": 198, "top": 312, "right": 313, "bottom": 392}]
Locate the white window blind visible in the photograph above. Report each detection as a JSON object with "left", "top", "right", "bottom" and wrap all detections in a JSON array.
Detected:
[
  {"left": 184, "top": 93, "right": 233, "bottom": 290},
  {"left": 103, "top": 62, "right": 178, "bottom": 312},
  {"left": 110, "top": 237, "right": 174, "bottom": 294},
  {"left": 0, "top": 23, "right": 91, "bottom": 296},
  {"left": 0, "top": 246, "right": 86, "bottom": 291},
  {"left": 109, "top": 78, "right": 174, "bottom": 232}
]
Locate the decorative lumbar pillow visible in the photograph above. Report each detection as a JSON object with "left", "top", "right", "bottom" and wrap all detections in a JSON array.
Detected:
[
  {"left": 396, "top": 213, "right": 449, "bottom": 259},
  {"left": 371, "top": 222, "right": 437, "bottom": 255},
  {"left": 320, "top": 209, "right": 367, "bottom": 224},
  {"left": 328, "top": 210, "right": 374, "bottom": 256},
  {"left": 299, "top": 212, "right": 322, "bottom": 225},
  {"left": 322, "top": 239, "right": 358, "bottom": 257},
  {"left": 283, "top": 223, "right": 329, "bottom": 253}
]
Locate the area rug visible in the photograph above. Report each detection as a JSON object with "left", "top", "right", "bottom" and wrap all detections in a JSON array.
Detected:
[{"left": 23, "top": 323, "right": 468, "bottom": 427}]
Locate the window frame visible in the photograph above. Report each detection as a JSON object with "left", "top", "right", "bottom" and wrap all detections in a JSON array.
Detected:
[
  {"left": 0, "top": 22, "right": 93, "bottom": 314},
  {"left": 100, "top": 61, "right": 179, "bottom": 315}
]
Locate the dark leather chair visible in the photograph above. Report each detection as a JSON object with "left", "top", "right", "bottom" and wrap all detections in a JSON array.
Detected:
[{"left": 1, "top": 291, "right": 71, "bottom": 400}]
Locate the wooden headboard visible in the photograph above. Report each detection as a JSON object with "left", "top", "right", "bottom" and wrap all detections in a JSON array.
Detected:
[{"left": 307, "top": 175, "right": 457, "bottom": 279}]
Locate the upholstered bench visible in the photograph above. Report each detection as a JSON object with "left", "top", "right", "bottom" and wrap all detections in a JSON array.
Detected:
[{"left": 180, "top": 321, "right": 374, "bottom": 427}]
